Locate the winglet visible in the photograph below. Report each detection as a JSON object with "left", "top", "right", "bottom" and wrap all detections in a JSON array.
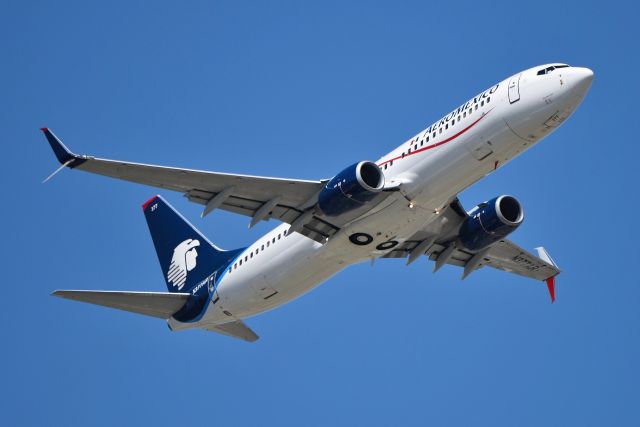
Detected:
[
  {"left": 535, "top": 246, "right": 559, "bottom": 268},
  {"left": 40, "top": 127, "right": 77, "bottom": 164},
  {"left": 535, "top": 247, "right": 559, "bottom": 303},
  {"left": 545, "top": 276, "right": 556, "bottom": 303}
]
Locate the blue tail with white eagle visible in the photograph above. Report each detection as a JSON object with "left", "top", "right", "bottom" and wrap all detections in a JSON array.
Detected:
[
  {"left": 52, "top": 195, "right": 258, "bottom": 342},
  {"left": 142, "top": 195, "right": 244, "bottom": 294}
]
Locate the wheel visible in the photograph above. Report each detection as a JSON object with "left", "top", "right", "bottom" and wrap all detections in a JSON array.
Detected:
[
  {"left": 376, "top": 240, "right": 399, "bottom": 250},
  {"left": 349, "top": 233, "right": 374, "bottom": 245}
]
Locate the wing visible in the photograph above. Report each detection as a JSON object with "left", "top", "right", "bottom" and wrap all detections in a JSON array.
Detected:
[
  {"left": 41, "top": 128, "right": 338, "bottom": 243},
  {"left": 384, "top": 197, "right": 561, "bottom": 301}
]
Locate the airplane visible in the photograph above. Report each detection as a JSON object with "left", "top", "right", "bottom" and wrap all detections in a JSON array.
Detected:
[{"left": 42, "top": 63, "right": 593, "bottom": 342}]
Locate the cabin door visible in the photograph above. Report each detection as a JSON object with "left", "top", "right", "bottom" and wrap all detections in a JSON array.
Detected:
[{"left": 508, "top": 74, "right": 521, "bottom": 104}]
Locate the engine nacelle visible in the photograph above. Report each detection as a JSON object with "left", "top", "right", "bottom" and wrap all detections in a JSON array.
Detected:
[
  {"left": 458, "top": 195, "right": 524, "bottom": 251},
  {"left": 317, "top": 161, "right": 385, "bottom": 217}
]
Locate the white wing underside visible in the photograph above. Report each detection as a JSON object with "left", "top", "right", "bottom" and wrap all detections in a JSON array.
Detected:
[{"left": 383, "top": 198, "right": 561, "bottom": 282}]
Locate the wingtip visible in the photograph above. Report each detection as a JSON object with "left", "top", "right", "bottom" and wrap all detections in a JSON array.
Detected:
[
  {"left": 546, "top": 276, "right": 556, "bottom": 303},
  {"left": 41, "top": 127, "right": 79, "bottom": 164}
]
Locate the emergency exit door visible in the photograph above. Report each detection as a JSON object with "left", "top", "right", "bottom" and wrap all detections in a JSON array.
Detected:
[{"left": 508, "top": 74, "right": 521, "bottom": 103}]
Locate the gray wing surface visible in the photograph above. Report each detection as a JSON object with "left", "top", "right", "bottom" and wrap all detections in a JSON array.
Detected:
[
  {"left": 52, "top": 290, "right": 190, "bottom": 319},
  {"left": 383, "top": 197, "right": 560, "bottom": 289},
  {"left": 203, "top": 320, "right": 259, "bottom": 342},
  {"left": 41, "top": 128, "right": 338, "bottom": 243}
]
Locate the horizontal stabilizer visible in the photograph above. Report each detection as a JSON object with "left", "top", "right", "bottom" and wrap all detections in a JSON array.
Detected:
[
  {"left": 203, "top": 320, "right": 259, "bottom": 342},
  {"left": 52, "top": 290, "right": 190, "bottom": 319}
]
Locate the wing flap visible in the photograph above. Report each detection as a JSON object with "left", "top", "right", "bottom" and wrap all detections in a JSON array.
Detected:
[{"left": 52, "top": 290, "right": 190, "bottom": 319}]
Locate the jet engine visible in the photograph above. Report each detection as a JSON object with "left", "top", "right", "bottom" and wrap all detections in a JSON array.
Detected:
[
  {"left": 317, "top": 161, "right": 385, "bottom": 216},
  {"left": 458, "top": 195, "right": 524, "bottom": 251}
]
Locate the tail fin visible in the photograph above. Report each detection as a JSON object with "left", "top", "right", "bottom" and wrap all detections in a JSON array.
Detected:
[{"left": 142, "top": 195, "right": 243, "bottom": 293}]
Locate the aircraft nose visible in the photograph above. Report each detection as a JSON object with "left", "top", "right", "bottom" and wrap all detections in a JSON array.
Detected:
[{"left": 568, "top": 67, "right": 594, "bottom": 97}]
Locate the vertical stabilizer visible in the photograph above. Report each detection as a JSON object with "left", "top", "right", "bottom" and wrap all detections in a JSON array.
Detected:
[{"left": 142, "top": 195, "right": 243, "bottom": 293}]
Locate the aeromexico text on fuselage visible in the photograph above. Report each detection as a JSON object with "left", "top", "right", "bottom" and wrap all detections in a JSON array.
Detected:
[{"left": 423, "top": 84, "right": 499, "bottom": 134}]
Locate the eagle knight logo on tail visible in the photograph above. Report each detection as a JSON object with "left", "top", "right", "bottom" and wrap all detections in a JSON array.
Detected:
[{"left": 167, "top": 239, "right": 200, "bottom": 290}]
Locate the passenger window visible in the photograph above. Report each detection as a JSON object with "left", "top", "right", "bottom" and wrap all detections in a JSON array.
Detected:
[
  {"left": 239, "top": 259, "right": 242, "bottom": 266},
  {"left": 250, "top": 253, "right": 253, "bottom": 258},
  {"left": 445, "top": 124, "right": 449, "bottom": 130},
  {"left": 475, "top": 104, "right": 478, "bottom": 110},
  {"left": 481, "top": 100, "right": 484, "bottom": 106},
  {"left": 487, "top": 97, "right": 490, "bottom": 103},
  {"left": 244, "top": 256, "right": 248, "bottom": 262},
  {"left": 278, "top": 234, "right": 281, "bottom": 239},
  {"left": 261, "top": 245, "right": 264, "bottom": 250},
  {"left": 234, "top": 263, "right": 237, "bottom": 269},
  {"left": 439, "top": 128, "right": 442, "bottom": 134},
  {"left": 452, "top": 119, "right": 455, "bottom": 125},
  {"left": 267, "top": 241, "right": 270, "bottom": 247}
]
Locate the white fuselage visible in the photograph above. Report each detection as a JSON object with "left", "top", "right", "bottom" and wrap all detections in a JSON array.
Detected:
[{"left": 170, "top": 63, "right": 593, "bottom": 330}]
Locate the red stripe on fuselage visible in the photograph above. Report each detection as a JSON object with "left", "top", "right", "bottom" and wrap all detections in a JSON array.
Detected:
[{"left": 378, "top": 109, "right": 493, "bottom": 167}]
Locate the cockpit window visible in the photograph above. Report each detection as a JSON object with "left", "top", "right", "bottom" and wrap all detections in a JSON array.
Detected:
[{"left": 537, "top": 64, "right": 570, "bottom": 75}]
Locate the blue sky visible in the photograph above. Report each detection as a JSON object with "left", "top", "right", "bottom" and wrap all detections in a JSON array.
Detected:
[{"left": 2, "top": 1, "right": 638, "bottom": 425}]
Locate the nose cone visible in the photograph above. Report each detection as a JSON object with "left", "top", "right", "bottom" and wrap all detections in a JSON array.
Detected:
[
  {"left": 504, "top": 65, "right": 593, "bottom": 142},
  {"left": 568, "top": 67, "right": 594, "bottom": 98}
]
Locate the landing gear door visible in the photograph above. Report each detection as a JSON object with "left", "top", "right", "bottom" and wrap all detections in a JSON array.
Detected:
[
  {"left": 466, "top": 137, "right": 493, "bottom": 161},
  {"left": 508, "top": 74, "right": 521, "bottom": 104}
]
